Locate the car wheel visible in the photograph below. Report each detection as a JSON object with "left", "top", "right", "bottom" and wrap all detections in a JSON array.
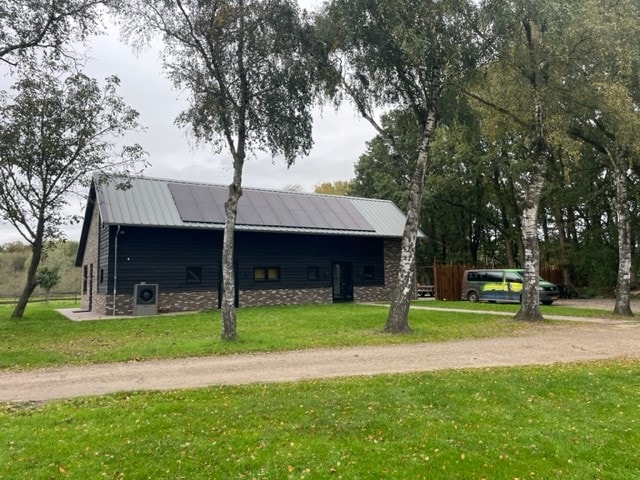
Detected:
[
  {"left": 542, "top": 300, "right": 553, "bottom": 306},
  {"left": 467, "top": 291, "right": 480, "bottom": 303}
]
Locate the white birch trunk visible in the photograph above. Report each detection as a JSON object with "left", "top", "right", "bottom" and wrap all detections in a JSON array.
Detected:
[
  {"left": 514, "top": 169, "right": 544, "bottom": 321},
  {"left": 384, "top": 110, "right": 435, "bottom": 333},
  {"left": 612, "top": 162, "right": 633, "bottom": 316},
  {"left": 220, "top": 180, "right": 241, "bottom": 340}
]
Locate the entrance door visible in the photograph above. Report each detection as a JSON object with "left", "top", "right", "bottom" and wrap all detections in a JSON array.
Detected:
[{"left": 332, "top": 262, "right": 354, "bottom": 302}]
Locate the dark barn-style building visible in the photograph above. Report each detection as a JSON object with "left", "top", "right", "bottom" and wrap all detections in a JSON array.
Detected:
[{"left": 75, "top": 176, "right": 415, "bottom": 316}]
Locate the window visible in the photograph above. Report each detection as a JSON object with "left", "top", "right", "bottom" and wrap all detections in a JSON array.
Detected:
[
  {"left": 82, "top": 265, "right": 88, "bottom": 294},
  {"left": 307, "top": 266, "right": 319, "bottom": 281},
  {"left": 505, "top": 272, "right": 522, "bottom": 283},
  {"left": 362, "top": 265, "right": 375, "bottom": 280},
  {"left": 186, "top": 266, "right": 203, "bottom": 284},
  {"left": 100, "top": 269, "right": 104, "bottom": 284},
  {"left": 254, "top": 266, "right": 280, "bottom": 282}
]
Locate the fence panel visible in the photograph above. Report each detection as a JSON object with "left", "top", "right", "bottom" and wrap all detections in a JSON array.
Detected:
[{"left": 434, "top": 264, "right": 469, "bottom": 301}]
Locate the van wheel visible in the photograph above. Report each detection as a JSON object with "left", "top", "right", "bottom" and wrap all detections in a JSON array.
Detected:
[{"left": 467, "top": 291, "right": 479, "bottom": 303}]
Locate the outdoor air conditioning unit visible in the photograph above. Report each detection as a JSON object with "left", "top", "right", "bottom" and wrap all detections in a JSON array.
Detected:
[{"left": 133, "top": 283, "right": 158, "bottom": 316}]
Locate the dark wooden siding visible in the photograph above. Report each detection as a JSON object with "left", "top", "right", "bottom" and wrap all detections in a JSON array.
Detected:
[
  {"left": 106, "top": 226, "right": 385, "bottom": 294},
  {"left": 108, "top": 227, "right": 222, "bottom": 294},
  {"left": 235, "top": 232, "right": 384, "bottom": 290},
  {"left": 96, "top": 224, "right": 111, "bottom": 294}
]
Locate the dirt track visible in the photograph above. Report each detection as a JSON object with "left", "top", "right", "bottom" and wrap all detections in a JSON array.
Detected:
[{"left": 2, "top": 302, "right": 640, "bottom": 403}]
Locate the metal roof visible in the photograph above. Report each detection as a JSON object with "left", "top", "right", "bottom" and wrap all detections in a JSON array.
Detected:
[{"left": 94, "top": 175, "right": 413, "bottom": 238}]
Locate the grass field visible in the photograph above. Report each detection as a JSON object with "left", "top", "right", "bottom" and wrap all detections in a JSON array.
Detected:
[
  {"left": 2, "top": 301, "right": 638, "bottom": 479},
  {"left": 2, "top": 360, "right": 640, "bottom": 479},
  {"left": 0, "top": 301, "right": 543, "bottom": 370}
]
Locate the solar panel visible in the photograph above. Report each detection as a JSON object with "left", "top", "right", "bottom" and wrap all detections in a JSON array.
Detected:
[{"left": 168, "top": 182, "right": 375, "bottom": 232}]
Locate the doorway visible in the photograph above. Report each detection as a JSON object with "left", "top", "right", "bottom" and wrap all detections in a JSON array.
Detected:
[{"left": 332, "top": 262, "right": 354, "bottom": 302}]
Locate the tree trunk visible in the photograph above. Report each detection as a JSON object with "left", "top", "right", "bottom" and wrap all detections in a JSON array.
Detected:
[
  {"left": 385, "top": 111, "right": 435, "bottom": 333},
  {"left": 11, "top": 227, "right": 44, "bottom": 318},
  {"left": 553, "top": 206, "right": 570, "bottom": 296},
  {"left": 612, "top": 161, "right": 633, "bottom": 316},
  {"left": 514, "top": 169, "right": 545, "bottom": 321},
  {"left": 220, "top": 181, "right": 241, "bottom": 340}
]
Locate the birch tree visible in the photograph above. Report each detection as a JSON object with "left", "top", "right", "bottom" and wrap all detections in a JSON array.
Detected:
[
  {"left": 563, "top": 0, "right": 640, "bottom": 316},
  {"left": 118, "top": 0, "right": 316, "bottom": 340},
  {"left": 469, "top": 0, "right": 581, "bottom": 320},
  {"left": 317, "top": 0, "right": 481, "bottom": 333}
]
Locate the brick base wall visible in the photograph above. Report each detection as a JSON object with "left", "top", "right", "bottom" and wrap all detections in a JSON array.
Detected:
[
  {"left": 240, "top": 287, "right": 332, "bottom": 307},
  {"left": 354, "top": 286, "right": 391, "bottom": 303},
  {"left": 94, "top": 286, "right": 393, "bottom": 315},
  {"left": 93, "top": 290, "right": 219, "bottom": 316}
]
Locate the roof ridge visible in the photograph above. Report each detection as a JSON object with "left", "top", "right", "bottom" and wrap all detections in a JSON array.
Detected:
[{"left": 94, "top": 173, "right": 395, "bottom": 204}]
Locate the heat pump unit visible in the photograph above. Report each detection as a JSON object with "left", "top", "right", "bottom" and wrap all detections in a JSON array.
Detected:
[{"left": 133, "top": 283, "right": 158, "bottom": 316}]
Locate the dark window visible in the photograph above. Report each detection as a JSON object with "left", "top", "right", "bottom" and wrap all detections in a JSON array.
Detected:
[
  {"left": 505, "top": 272, "right": 522, "bottom": 283},
  {"left": 186, "top": 266, "right": 203, "bottom": 284},
  {"left": 82, "top": 265, "right": 88, "bottom": 294},
  {"left": 254, "top": 266, "right": 280, "bottom": 282},
  {"left": 307, "top": 266, "right": 319, "bottom": 281},
  {"left": 363, "top": 265, "right": 375, "bottom": 280},
  {"left": 486, "top": 271, "right": 503, "bottom": 282},
  {"left": 100, "top": 269, "right": 104, "bottom": 284}
]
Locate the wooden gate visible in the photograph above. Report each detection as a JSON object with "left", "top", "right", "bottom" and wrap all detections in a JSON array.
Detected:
[{"left": 433, "top": 264, "right": 469, "bottom": 301}]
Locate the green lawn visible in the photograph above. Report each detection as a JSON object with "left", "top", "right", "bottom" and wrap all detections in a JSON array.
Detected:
[
  {"left": 416, "top": 299, "right": 631, "bottom": 319},
  {"left": 1, "top": 301, "right": 542, "bottom": 370},
  {"left": 2, "top": 302, "right": 639, "bottom": 478},
  {"left": 2, "top": 360, "right": 639, "bottom": 479}
]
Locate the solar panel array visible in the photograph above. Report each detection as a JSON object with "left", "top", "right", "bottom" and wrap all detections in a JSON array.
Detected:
[{"left": 168, "top": 183, "right": 375, "bottom": 232}]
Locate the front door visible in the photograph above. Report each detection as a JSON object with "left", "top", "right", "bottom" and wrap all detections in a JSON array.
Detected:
[{"left": 332, "top": 262, "right": 354, "bottom": 302}]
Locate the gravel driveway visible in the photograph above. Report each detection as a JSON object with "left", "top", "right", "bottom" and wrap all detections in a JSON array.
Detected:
[{"left": 1, "top": 302, "right": 639, "bottom": 403}]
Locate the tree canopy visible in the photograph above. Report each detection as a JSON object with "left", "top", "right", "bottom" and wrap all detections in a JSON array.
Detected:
[
  {"left": 318, "top": 0, "right": 483, "bottom": 332},
  {"left": 0, "top": 0, "right": 103, "bottom": 64},
  {"left": 0, "top": 60, "right": 145, "bottom": 317}
]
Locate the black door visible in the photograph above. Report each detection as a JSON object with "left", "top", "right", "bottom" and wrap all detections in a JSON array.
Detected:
[{"left": 332, "top": 262, "right": 354, "bottom": 302}]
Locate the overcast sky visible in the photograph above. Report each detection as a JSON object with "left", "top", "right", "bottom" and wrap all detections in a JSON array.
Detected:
[{"left": 0, "top": 1, "right": 377, "bottom": 245}]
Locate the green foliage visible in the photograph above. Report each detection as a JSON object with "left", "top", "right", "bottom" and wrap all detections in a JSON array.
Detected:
[
  {"left": 0, "top": 62, "right": 145, "bottom": 243},
  {"left": 314, "top": 180, "right": 352, "bottom": 196},
  {"left": 120, "top": 0, "right": 316, "bottom": 166},
  {"left": 0, "top": 0, "right": 101, "bottom": 63},
  {"left": 0, "top": 59, "right": 146, "bottom": 317},
  {"left": 35, "top": 267, "right": 61, "bottom": 306},
  {"left": 350, "top": 110, "right": 419, "bottom": 207},
  {"left": 2, "top": 360, "right": 640, "bottom": 478},
  {"left": 0, "top": 241, "right": 80, "bottom": 296}
]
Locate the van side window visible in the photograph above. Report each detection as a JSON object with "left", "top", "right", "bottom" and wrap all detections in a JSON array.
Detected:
[
  {"left": 505, "top": 272, "right": 522, "bottom": 283},
  {"left": 486, "top": 271, "right": 503, "bottom": 282},
  {"left": 468, "top": 272, "right": 481, "bottom": 281}
]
